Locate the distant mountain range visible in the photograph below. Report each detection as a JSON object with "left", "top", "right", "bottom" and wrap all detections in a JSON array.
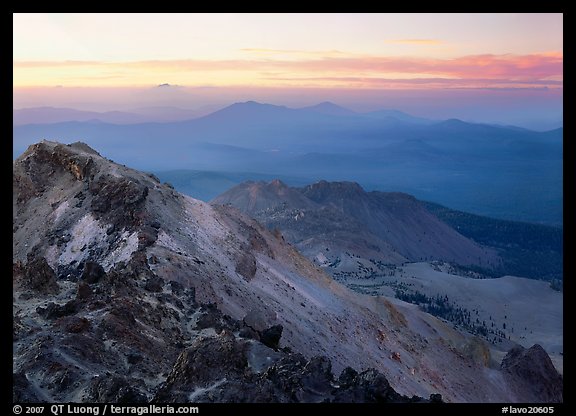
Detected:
[
  {"left": 13, "top": 101, "right": 563, "bottom": 225},
  {"left": 13, "top": 106, "right": 210, "bottom": 126},
  {"left": 13, "top": 102, "right": 431, "bottom": 126}
]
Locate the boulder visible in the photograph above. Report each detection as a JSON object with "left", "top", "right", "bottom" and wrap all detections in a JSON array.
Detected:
[{"left": 260, "top": 325, "right": 283, "bottom": 350}]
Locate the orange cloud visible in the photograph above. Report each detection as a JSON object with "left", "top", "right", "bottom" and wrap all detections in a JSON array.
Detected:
[
  {"left": 14, "top": 60, "right": 103, "bottom": 68},
  {"left": 13, "top": 52, "right": 563, "bottom": 89}
]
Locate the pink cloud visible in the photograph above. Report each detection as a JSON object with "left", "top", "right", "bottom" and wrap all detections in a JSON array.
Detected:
[
  {"left": 287, "top": 53, "right": 563, "bottom": 80},
  {"left": 263, "top": 76, "right": 562, "bottom": 87}
]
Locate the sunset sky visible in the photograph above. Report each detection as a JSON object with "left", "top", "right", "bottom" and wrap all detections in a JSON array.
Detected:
[{"left": 13, "top": 13, "right": 563, "bottom": 128}]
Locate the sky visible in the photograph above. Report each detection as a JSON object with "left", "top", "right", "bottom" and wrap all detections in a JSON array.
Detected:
[{"left": 13, "top": 13, "right": 563, "bottom": 129}]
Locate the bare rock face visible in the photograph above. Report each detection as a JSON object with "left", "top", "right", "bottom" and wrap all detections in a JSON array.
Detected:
[
  {"left": 88, "top": 174, "right": 149, "bottom": 228},
  {"left": 84, "top": 375, "right": 148, "bottom": 403},
  {"left": 501, "top": 345, "right": 563, "bottom": 403},
  {"left": 235, "top": 250, "right": 257, "bottom": 281},
  {"left": 13, "top": 142, "right": 95, "bottom": 206},
  {"left": 155, "top": 331, "right": 249, "bottom": 402}
]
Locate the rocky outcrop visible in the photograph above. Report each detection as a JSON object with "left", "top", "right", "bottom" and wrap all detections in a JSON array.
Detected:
[
  {"left": 501, "top": 345, "right": 563, "bottom": 403},
  {"left": 154, "top": 331, "right": 435, "bottom": 403},
  {"left": 84, "top": 375, "right": 148, "bottom": 403},
  {"left": 235, "top": 250, "right": 257, "bottom": 281},
  {"left": 88, "top": 174, "right": 149, "bottom": 228},
  {"left": 13, "top": 142, "right": 95, "bottom": 205},
  {"left": 13, "top": 141, "right": 164, "bottom": 270}
]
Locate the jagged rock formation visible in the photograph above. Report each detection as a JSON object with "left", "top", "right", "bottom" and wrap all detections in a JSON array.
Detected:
[
  {"left": 154, "top": 331, "right": 429, "bottom": 403},
  {"left": 13, "top": 141, "right": 561, "bottom": 403},
  {"left": 501, "top": 345, "right": 563, "bottom": 403}
]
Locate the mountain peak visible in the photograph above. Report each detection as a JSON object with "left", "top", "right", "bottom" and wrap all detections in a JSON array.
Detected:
[
  {"left": 237, "top": 100, "right": 263, "bottom": 106},
  {"left": 437, "top": 118, "right": 468, "bottom": 127},
  {"left": 201, "top": 101, "right": 293, "bottom": 122},
  {"left": 305, "top": 180, "right": 365, "bottom": 195},
  {"left": 212, "top": 179, "right": 316, "bottom": 212},
  {"left": 217, "top": 179, "right": 501, "bottom": 269},
  {"left": 231, "top": 100, "right": 287, "bottom": 110},
  {"left": 19, "top": 141, "right": 98, "bottom": 181},
  {"left": 68, "top": 141, "right": 101, "bottom": 156},
  {"left": 269, "top": 178, "right": 288, "bottom": 189},
  {"left": 301, "top": 102, "right": 356, "bottom": 116}
]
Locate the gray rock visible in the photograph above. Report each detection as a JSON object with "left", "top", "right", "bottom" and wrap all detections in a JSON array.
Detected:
[
  {"left": 260, "top": 325, "right": 283, "bottom": 350},
  {"left": 501, "top": 344, "right": 563, "bottom": 403}
]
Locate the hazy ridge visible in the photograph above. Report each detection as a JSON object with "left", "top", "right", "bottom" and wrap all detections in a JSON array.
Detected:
[{"left": 13, "top": 101, "right": 563, "bottom": 225}]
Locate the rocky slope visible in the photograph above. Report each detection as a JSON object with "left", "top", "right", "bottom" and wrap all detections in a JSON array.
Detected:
[
  {"left": 346, "top": 262, "right": 563, "bottom": 375},
  {"left": 212, "top": 180, "right": 499, "bottom": 280},
  {"left": 12, "top": 255, "right": 427, "bottom": 404},
  {"left": 13, "top": 141, "right": 561, "bottom": 403}
]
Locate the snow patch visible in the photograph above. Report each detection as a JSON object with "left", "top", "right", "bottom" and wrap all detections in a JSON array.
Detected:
[
  {"left": 156, "top": 230, "right": 185, "bottom": 253},
  {"left": 107, "top": 165, "right": 123, "bottom": 178},
  {"left": 51, "top": 200, "right": 69, "bottom": 223},
  {"left": 315, "top": 252, "right": 329, "bottom": 266},
  {"left": 102, "top": 231, "right": 139, "bottom": 271},
  {"left": 44, "top": 245, "right": 59, "bottom": 270},
  {"left": 59, "top": 214, "right": 107, "bottom": 265}
]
